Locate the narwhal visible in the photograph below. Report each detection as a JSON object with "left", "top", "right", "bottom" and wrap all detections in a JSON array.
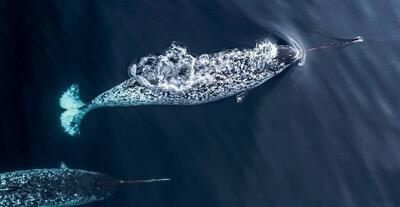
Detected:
[
  {"left": 0, "top": 164, "right": 170, "bottom": 206},
  {"left": 60, "top": 37, "right": 363, "bottom": 135}
]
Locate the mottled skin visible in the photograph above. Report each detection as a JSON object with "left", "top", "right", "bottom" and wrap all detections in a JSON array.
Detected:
[
  {"left": 0, "top": 168, "right": 118, "bottom": 207},
  {"left": 59, "top": 41, "right": 303, "bottom": 135},
  {"left": 90, "top": 43, "right": 302, "bottom": 109}
]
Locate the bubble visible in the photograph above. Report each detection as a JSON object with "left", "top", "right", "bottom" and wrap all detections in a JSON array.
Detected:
[{"left": 131, "top": 41, "right": 279, "bottom": 93}]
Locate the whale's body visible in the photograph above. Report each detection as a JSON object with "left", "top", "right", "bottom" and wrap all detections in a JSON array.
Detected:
[
  {"left": 0, "top": 167, "right": 118, "bottom": 206},
  {"left": 60, "top": 41, "right": 303, "bottom": 135},
  {"left": 92, "top": 42, "right": 301, "bottom": 107},
  {"left": 0, "top": 166, "right": 169, "bottom": 207}
]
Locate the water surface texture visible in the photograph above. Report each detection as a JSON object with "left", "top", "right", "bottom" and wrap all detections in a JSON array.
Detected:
[{"left": 1, "top": 0, "right": 400, "bottom": 207}]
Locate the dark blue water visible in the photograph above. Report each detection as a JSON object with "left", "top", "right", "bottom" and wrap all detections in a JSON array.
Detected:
[{"left": 1, "top": 0, "right": 400, "bottom": 206}]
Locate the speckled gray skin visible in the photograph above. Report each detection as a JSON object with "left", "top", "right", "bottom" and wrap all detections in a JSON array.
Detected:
[
  {"left": 91, "top": 42, "right": 301, "bottom": 108},
  {"left": 60, "top": 41, "right": 302, "bottom": 135},
  {"left": 0, "top": 168, "right": 119, "bottom": 206}
]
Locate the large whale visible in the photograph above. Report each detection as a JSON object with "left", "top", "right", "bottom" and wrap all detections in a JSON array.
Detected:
[
  {"left": 60, "top": 37, "right": 362, "bottom": 136},
  {"left": 0, "top": 164, "right": 169, "bottom": 206}
]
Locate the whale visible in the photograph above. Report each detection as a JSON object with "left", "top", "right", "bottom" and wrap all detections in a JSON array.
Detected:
[
  {"left": 0, "top": 164, "right": 169, "bottom": 206},
  {"left": 60, "top": 37, "right": 363, "bottom": 136}
]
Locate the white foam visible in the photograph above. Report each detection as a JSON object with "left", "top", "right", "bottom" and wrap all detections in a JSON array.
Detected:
[{"left": 130, "top": 41, "right": 278, "bottom": 92}]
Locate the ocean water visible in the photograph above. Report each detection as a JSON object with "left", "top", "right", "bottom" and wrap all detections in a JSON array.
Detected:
[{"left": 1, "top": 0, "right": 400, "bottom": 206}]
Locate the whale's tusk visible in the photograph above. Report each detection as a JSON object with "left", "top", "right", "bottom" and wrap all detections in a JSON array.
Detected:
[
  {"left": 120, "top": 178, "right": 171, "bottom": 184},
  {"left": 305, "top": 35, "right": 364, "bottom": 52}
]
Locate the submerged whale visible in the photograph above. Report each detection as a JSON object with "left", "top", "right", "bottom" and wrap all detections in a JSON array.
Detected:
[
  {"left": 60, "top": 37, "right": 362, "bottom": 136},
  {"left": 0, "top": 164, "right": 169, "bottom": 206}
]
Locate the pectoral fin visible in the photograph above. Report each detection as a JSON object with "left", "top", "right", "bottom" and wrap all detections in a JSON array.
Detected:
[
  {"left": 60, "top": 162, "right": 69, "bottom": 169},
  {"left": 236, "top": 91, "right": 249, "bottom": 104}
]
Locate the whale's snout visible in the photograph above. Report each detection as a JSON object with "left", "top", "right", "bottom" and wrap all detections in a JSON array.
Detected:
[
  {"left": 277, "top": 45, "right": 302, "bottom": 64},
  {"left": 269, "top": 45, "right": 302, "bottom": 71}
]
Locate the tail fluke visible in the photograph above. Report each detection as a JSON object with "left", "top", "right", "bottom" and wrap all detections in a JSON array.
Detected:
[{"left": 59, "top": 84, "right": 90, "bottom": 136}]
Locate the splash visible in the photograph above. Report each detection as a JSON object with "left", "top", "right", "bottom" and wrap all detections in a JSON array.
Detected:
[{"left": 128, "top": 41, "right": 279, "bottom": 93}]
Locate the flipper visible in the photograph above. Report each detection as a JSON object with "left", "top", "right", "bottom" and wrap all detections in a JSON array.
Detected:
[
  {"left": 60, "top": 162, "right": 69, "bottom": 169},
  {"left": 236, "top": 91, "right": 249, "bottom": 103}
]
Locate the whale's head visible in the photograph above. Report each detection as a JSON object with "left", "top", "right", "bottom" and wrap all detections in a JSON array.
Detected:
[{"left": 268, "top": 45, "right": 303, "bottom": 71}]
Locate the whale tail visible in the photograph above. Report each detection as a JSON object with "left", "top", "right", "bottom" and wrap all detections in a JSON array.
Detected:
[{"left": 59, "top": 84, "right": 90, "bottom": 136}]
